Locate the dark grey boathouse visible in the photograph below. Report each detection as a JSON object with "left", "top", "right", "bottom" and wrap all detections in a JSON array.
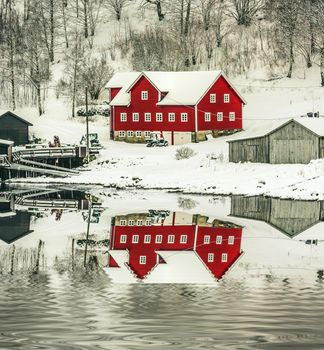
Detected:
[
  {"left": 0, "top": 111, "right": 33, "bottom": 146},
  {"left": 228, "top": 118, "right": 324, "bottom": 164}
]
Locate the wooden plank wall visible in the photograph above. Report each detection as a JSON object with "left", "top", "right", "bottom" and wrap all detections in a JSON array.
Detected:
[
  {"left": 229, "top": 136, "right": 269, "bottom": 163},
  {"left": 269, "top": 121, "right": 319, "bottom": 164}
]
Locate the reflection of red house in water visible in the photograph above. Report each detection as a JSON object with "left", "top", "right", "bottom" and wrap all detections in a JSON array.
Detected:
[{"left": 106, "top": 211, "right": 243, "bottom": 283}]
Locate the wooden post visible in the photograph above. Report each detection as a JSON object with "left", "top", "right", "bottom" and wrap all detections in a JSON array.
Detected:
[
  {"left": 85, "top": 86, "right": 90, "bottom": 161},
  {"left": 83, "top": 201, "right": 92, "bottom": 267},
  {"left": 34, "top": 240, "right": 43, "bottom": 273},
  {"left": 72, "top": 238, "right": 75, "bottom": 271},
  {"left": 10, "top": 244, "right": 15, "bottom": 275}
]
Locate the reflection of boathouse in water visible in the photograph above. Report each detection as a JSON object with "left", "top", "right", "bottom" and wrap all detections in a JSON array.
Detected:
[
  {"left": 0, "top": 209, "right": 33, "bottom": 244},
  {"left": 230, "top": 195, "right": 324, "bottom": 237},
  {"left": 106, "top": 211, "right": 244, "bottom": 283}
]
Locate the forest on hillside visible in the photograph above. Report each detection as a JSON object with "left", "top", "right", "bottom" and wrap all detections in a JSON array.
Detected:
[{"left": 0, "top": 0, "right": 324, "bottom": 116}]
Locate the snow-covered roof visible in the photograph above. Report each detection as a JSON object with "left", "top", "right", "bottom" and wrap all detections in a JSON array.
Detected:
[
  {"left": 144, "top": 251, "right": 217, "bottom": 284},
  {"left": 227, "top": 117, "right": 324, "bottom": 142},
  {"left": 107, "top": 71, "right": 246, "bottom": 106},
  {"left": 0, "top": 139, "right": 14, "bottom": 145}
]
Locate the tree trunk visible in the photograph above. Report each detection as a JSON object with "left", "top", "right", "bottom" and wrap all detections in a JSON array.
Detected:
[
  {"left": 321, "top": 47, "right": 324, "bottom": 87},
  {"left": 84, "top": 0, "right": 88, "bottom": 38},
  {"left": 156, "top": 0, "right": 164, "bottom": 21},
  {"left": 62, "top": 0, "right": 69, "bottom": 48},
  {"left": 8, "top": 0, "right": 15, "bottom": 110},
  {"left": 184, "top": 0, "right": 191, "bottom": 37},
  {"left": 49, "top": 0, "right": 54, "bottom": 62},
  {"left": 287, "top": 35, "right": 294, "bottom": 78}
]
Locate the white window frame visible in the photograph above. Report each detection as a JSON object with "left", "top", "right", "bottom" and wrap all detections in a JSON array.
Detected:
[
  {"left": 120, "top": 219, "right": 126, "bottom": 226},
  {"left": 132, "top": 235, "right": 139, "bottom": 244},
  {"left": 120, "top": 113, "right": 127, "bottom": 122},
  {"left": 224, "top": 94, "right": 230, "bottom": 103},
  {"left": 168, "top": 113, "right": 175, "bottom": 122},
  {"left": 139, "top": 256, "right": 146, "bottom": 264},
  {"left": 155, "top": 235, "right": 162, "bottom": 244},
  {"left": 208, "top": 253, "right": 214, "bottom": 262},
  {"left": 156, "top": 113, "right": 163, "bottom": 122},
  {"left": 221, "top": 253, "right": 228, "bottom": 262},
  {"left": 168, "top": 234, "right": 175, "bottom": 243},
  {"left": 135, "top": 131, "right": 142, "bottom": 137},
  {"left": 229, "top": 112, "right": 235, "bottom": 121},
  {"left": 127, "top": 131, "right": 134, "bottom": 137},
  {"left": 180, "top": 235, "right": 187, "bottom": 244},
  {"left": 137, "top": 220, "right": 143, "bottom": 226},
  {"left": 119, "top": 131, "right": 126, "bottom": 138},
  {"left": 144, "top": 131, "right": 151, "bottom": 139},
  {"left": 145, "top": 113, "right": 151, "bottom": 122},
  {"left": 181, "top": 113, "right": 188, "bottom": 122},
  {"left": 144, "top": 235, "right": 151, "bottom": 244},
  {"left": 120, "top": 235, "right": 127, "bottom": 243},
  {"left": 210, "top": 93, "right": 216, "bottom": 103},
  {"left": 141, "top": 91, "right": 148, "bottom": 100},
  {"left": 145, "top": 219, "right": 152, "bottom": 226},
  {"left": 216, "top": 236, "right": 222, "bottom": 244},
  {"left": 204, "top": 112, "right": 211, "bottom": 122},
  {"left": 132, "top": 113, "right": 139, "bottom": 122},
  {"left": 217, "top": 112, "right": 223, "bottom": 122},
  {"left": 128, "top": 219, "right": 135, "bottom": 226},
  {"left": 204, "top": 235, "right": 210, "bottom": 244},
  {"left": 228, "top": 236, "right": 235, "bottom": 245}
]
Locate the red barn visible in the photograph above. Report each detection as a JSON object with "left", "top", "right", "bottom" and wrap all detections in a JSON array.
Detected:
[
  {"left": 105, "top": 211, "right": 243, "bottom": 283},
  {"left": 106, "top": 71, "right": 246, "bottom": 145}
]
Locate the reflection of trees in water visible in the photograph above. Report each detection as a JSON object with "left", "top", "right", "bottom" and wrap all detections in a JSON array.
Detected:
[
  {"left": 178, "top": 197, "right": 198, "bottom": 210},
  {"left": 0, "top": 240, "right": 45, "bottom": 274}
]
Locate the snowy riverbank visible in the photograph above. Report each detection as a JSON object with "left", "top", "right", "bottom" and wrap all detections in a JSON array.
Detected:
[{"left": 10, "top": 133, "right": 324, "bottom": 200}]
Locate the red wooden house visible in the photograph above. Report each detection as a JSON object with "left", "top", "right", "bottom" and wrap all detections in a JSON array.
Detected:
[
  {"left": 106, "top": 71, "right": 246, "bottom": 145},
  {"left": 105, "top": 211, "right": 243, "bottom": 283}
]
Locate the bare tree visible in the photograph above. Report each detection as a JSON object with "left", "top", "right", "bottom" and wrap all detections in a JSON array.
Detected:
[
  {"left": 268, "top": 0, "right": 301, "bottom": 78},
  {"left": 313, "top": 0, "right": 324, "bottom": 86},
  {"left": 104, "top": 0, "right": 130, "bottom": 20},
  {"left": 229, "top": 0, "right": 264, "bottom": 26},
  {"left": 141, "top": 0, "right": 165, "bottom": 21},
  {"left": 81, "top": 53, "right": 113, "bottom": 100}
]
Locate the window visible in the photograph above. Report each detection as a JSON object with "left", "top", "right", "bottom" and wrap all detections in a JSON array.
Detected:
[
  {"left": 224, "top": 94, "right": 230, "bottom": 103},
  {"left": 204, "top": 112, "right": 211, "bottom": 122},
  {"left": 216, "top": 236, "right": 222, "bottom": 244},
  {"left": 217, "top": 112, "right": 223, "bottom": 121},
  {"left": 155, "top": 235, "right": 162, "bottom": 243},
  {"left": 204, "top": 235, "right": 210, "bottom": 244},
  {"left": 145, "top": 113, "right": 151, "bottom": 122},
  {"left": 144, "top": 235, "right": 151, "bottom": 243},
  {"left": 145, "top": 219, "right": 152, "bottom": 226},
  {"left": 132, "top": 235, "right": 139, "bottom": 243},
  {"left": 229, "top": 112, "right": 235, "bottom": 121},
  {"left": 132, "top": 113, "right": 139, "bottom": 122},
  {"left": 210, "top": 93, "right": 216, "bottom": 103},
  {"left": 127, "top": 131, "right": 134, "bottom": 137},
  {"left": 144, "top": 131, "right": 151, "bottom": 138},
  {"left": 137, "top": 220, "right": 143, "bottom": 226},
  {"left": 168, "top": 235, "right": 175, "bottom": 243},
  {"left": 181, "top": 113, "right": 188, "bottom": 122},
  {"left": 128, "top": 220, "right": 135, "bottom": 226},
  {"left": 156, "top": 113, "right": 163, "bottom": 122},
  {"left": 180, "top": 235, "right": 187, "bottom": 244},
  {"left": 208, "top": 253, "right": 214, "bottom": 262},
  {"left": 120, "top": 235, "right": 127, "bottom": 243},
  {"left": 139, "top": 256, "right": 146, "bottom": 264},
  {"left": 168, "top": 113, "right": 175, "bottom": 122},
  {"left": 120, "top": 219, "right": 126, "bottom": 226},
  {"left": 119, "top": 131, "right": 125, "bottom": 138},
  {"left": 141, "top": 91, "right": 148, "bottom": 100},
  {"left": 228, "top": 236, "right": 235, "bottom": 245},
  {"left": 120, "top": 113, "right": 127, "bottom": 122},
  {"left": 136, "top": 131, "right": 142, "bottom": 137},
  {"left": 221, "top": 253, "right": 228, "bottom": 262}
]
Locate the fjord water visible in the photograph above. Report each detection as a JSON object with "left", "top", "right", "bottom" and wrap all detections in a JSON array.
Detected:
[{"left": 1, "top": 188, "right": 324, "bottom": 349}]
